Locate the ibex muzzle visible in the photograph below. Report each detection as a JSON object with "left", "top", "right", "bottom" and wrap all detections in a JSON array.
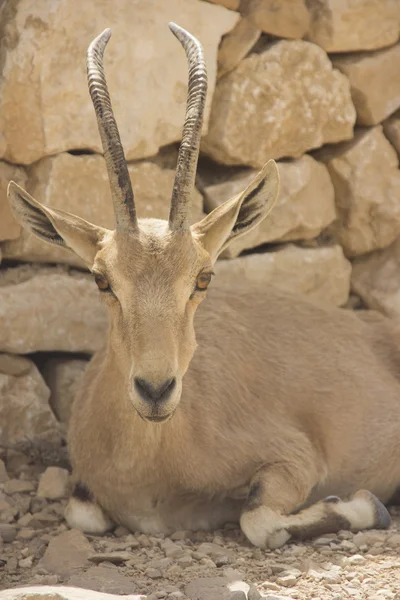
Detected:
[{"left": 7, "top": 23, "right": 397, "bottom": 548}]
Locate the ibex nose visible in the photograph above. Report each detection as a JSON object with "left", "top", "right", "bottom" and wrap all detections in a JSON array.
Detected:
[{"left": 134, "top": 377, "right": 176, "bottom": 404}]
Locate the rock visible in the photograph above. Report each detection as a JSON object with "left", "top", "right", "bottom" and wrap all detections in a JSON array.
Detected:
[
  {"left": 37, "top": 467, "right": 70, "bottom": 500},
  {"left": 206, "top": 0, "right": 240, "bottom": 9},
  {"left": 0, "top": 524, "right": 17, "bottom": 543},
  {"left": 3, "top": 479, "right": 36, "bottom": 494},
  {"left": 197, "top": 542, "right": 235, "bottom": 561},
  {"left": 0, "top": 0, "right": 238, "bottom": 164},
  {"left": 203, "top": 155, "right": 335, "bottom": 257},
  {"left": 306, "top": 0, "right": 400, "bottom": 52},
  {"left": 42, "top": 358, "right": 89, "bottom": 424},
  {"left": 40, "top": 529, "right": 92, "bottom": 577},
  {"left": 69, "top": 564, "right": 138, "bottom": 594},
  {"left": 185, "top": 576, "right": 249, "bottom": 600},
  {"left": 218, "top": 18, "right": 261, "bottom": 78},
  {"left": 0, "top": 162, "right": 27, "bottom": 242},
  {"left": 88, "top": 552, "right": 134, "bottom": 565},
  {"left": 383, "top": 109, "right": 400, "bottom": 158},
  {"left": 0, "top": 587, "right": 145, "bottom": 600},
  {"left": 215, "top": 244, "right": 351, "bottom": 307},
  {"left": 202, "top": 40, "right": 356, "bottom": 167},
  {"left": 317, "top": 126, "right": 400, "bottom": 257},
  {"left": 2, "top": 154, "right": 205, "bottom": 267},
  {"left": 0, "top": 458, "right": 9, "bottom": 483},
  {"left": 0, "top": 265, "right": 107, "bottom": 353},
  {"left": 332, "top": 43, "right": 400, "bottom": 126},
  {"left": 0, "top": 354, "right": 58, "bottom": 447},
  {"left": 243, "top": 0, "right": 310, "bottom": 39},
  {"left": 351, "top": 237, "right": 400, "bottom": 318},
  {"left": 145, "top": 568, "right": 163, "bottom": 579}
]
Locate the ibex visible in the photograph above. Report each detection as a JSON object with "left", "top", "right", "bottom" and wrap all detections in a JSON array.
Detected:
[{"left": 7, "top": 24, "right": 400, "bottom": 549}]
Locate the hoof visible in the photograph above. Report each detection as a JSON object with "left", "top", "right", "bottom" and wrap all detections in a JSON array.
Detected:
[{"left": 353, "top": 490, "right": 391, "bottom": 530}]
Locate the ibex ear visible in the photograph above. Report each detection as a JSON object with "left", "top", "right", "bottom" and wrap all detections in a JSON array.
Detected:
[
  {"left": 7, "top": 181, "right": 107, "bottom": 267},
  {"left": 192, "top": 160, "right": 279, "bottom": 262}
]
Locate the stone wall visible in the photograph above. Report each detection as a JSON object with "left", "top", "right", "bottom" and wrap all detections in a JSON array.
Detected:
[{"left": 0, "top": 0, "right": 400, "bottom": 447}]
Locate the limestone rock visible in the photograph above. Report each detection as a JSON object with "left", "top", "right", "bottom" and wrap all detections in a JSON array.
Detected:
[
  {"left": 0, "top": 161, "right": 27, "bottom": 241},
  {"left": 42, "top": 357, "right": 89, "bottom": 424},
  {"left": 2, "top": 153, "right": 205, "bottom": 267},
  {"left": 185, "top": 576, "right": 249, "bottom": 600},
  {"left": 0, "top": 264, "right": 107, "bottom": 353},
  {"left": 215, "top": 244, "right": 351, "bottom": 307},
  {"left": 202, "top": 40, "right": 356, "bottom": 167},
  {"left": 0, "top": 587, "right": 145, "bottom": 600},
  {"left": 206, "top": 0, "right": 240, "bottom": 9},
  {"left": 68, "top": 564, "right": 139, "bottom": 595},
  {"left": 383, "top": 109, "right": 400, "bottom": 158},
  {"left": 306, "top": 0, "right": 400, "bottom": 52},
  {"left": 37, "top": 466, "right": 70, "bottom": 499},
  {"left": 352, "top": 238, "right": 400, "bottom": 318},
  {"left": 332, "top": 43, "right": 400, "bottom": 126},
  {"left": 218, "top": 18, "right": 261, "bottom": 78},
  {"left": 40, "top": 529, "right": 93, "bottom": 577},
  {"left": 0, "top": 354, "right": 58, "bottom": 446},
  {"left": 203, "top": 155, "right": 336, "bottom": 257},
  {"left": 0, "top": 458, "right": 9, "bottom": 483},
  {"left": 0, "top": 0, "right": 238, "bottom": 164},
  {"left": 317, "top": 126, "right": 400, "bottom": 257},
  {"left": 243, "top": 0, "right": 310, "bottom": 39}
]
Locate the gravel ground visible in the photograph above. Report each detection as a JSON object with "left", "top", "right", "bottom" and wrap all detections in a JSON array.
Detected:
[{"left": 1, "top": 450, "right": 400, "bottom": 599}]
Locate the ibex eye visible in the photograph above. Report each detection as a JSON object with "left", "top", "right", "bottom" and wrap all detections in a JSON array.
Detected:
[
  {"left": 196, "top": 271, "right": 214, "bottom": 292},
  {"left": 94, "top": 274, "right": 110, "bottom": 292}
]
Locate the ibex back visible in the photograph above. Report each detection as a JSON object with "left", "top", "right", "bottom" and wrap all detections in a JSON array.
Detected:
[{"left": 7, "top": 24, "right": 400, "bottom": 548}]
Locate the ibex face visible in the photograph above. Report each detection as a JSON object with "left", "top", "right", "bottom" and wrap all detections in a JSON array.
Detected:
[{"left": 7, "top": 24, "right": 279, "bottom": 422}]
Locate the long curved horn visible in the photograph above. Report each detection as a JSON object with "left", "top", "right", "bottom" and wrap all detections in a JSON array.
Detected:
[
  {"left": 87, "top": 29, "right": 137, "bottom": 231},
  {"left": 168, "top": 23, "right": 208, "bottom": 231}
]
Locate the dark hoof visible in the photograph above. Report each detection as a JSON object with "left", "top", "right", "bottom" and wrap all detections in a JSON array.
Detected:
[
  {"left": 355, "top": 490, "right": 392, "bottom": 530},
  {"left": 323, "top": 495, "right": 341, "bottom": 504}
]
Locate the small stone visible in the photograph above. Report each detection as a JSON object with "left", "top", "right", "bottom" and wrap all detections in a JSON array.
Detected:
[
  {"left": 146, "top": 568, "right": 163, "bottom": 579},
  {"left": 161, "top": 540, "right": 186, "bottom": 559},
  {"left": 3, "top": 479, "right": 36, "bottom": 494},
  {"left": 0, "top": 524, "right": 17, "bottom": 542},
  {"left": 0, "top": 458, "right": 9, "bottom": 483},
  {"left": 176, "top": 554, "right": 193, "bottom": 567},
  {"left": 37, "top": 467, "right": 69, "bottom": 500},
  {"left": 345, "top": 554, "right": 366, "bottom": 565},
  {"left": 277, "top": 569, "right": 302, "bottom": 587},
  {"left": 68, "top": 564, "right": 138, "bottom": 595},
  {"left": 313, "top": 537, "right": 335, "bottom": 546},
  {"left": 40, "top": 529, "right": 92, "bottom": 577},
  {"left": 113, "top": 526, "right": 130, "bottom": 538},
  {"left": 19, "top": 555, "right": 33, "bottom": 568},
  {"left": 340, "top": 540, "right": 358, "bottom": 552},
  {"left": 169, "top": 530, "right": 191, "bottom": 541},
  {"left": 88, "top": 551, "right": 134, "bottom": 565},
  {"left": 17, "top": 528, "right": 37, "bottom": 541}
]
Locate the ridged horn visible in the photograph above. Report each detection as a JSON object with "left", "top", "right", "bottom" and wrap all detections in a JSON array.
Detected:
[
  {"left": 87, "top": 29, "right": 137, "bottom": 231},
  {"left": 168, "top": 23, "right": 208, "bottom": 231}
]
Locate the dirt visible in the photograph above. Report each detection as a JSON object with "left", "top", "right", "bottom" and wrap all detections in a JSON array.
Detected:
[{"left": 1, "top": 451, "right": 400, "bottom": 600}]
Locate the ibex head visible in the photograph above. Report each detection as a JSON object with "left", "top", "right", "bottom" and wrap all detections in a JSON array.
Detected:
[{"left": 7, "top": 24, "right": 280, "bottom": 423}]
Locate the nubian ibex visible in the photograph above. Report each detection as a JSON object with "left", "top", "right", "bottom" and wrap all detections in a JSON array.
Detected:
[{"left": 7, "top": 24, "right": 399, "bottom": 549}]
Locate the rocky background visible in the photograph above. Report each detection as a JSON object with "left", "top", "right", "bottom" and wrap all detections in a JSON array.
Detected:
[{"left": 1, "top": 0, "right": 400, "bottom": 598}]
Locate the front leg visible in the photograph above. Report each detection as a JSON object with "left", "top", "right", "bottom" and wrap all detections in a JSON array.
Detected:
[
  {"left": 240, "top": 464, "right": 391, "bottom": 549},
  {"left": 64, "top": 482, "right": 114, "bottom": 535}
]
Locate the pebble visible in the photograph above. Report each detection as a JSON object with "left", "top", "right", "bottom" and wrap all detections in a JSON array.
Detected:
[
  {"left": 3, "top": 479, "right": 36, "bottom": 494},
  {"left": 0, "top": 459, "right": 9, "bottom": 483},
  {"left": 18, "top": 556, "right": 33, "bottom": 568},
  {"left": 37, "top": 467, "right": 69, "bottom": 500},
  {"left": 0, "top": 524, "right": 17, "bottom": 543},
  {"left": 88, "top": 551, "right": 134, "bottom": 565},
  {"left": 345, "top": 554, "right": 366, "bottom": 565},
  {"left": 146, "top": 568, "right": 163, "bottom": 579}
]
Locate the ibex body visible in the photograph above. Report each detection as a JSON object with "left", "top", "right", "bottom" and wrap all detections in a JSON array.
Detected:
[{"left": 8, "top": 24, "right": 400, "bottom": 548}]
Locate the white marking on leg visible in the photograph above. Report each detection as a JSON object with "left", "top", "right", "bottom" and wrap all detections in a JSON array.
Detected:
[{"left": 64, "top": 497, "right": 113, "bottom": 534}]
